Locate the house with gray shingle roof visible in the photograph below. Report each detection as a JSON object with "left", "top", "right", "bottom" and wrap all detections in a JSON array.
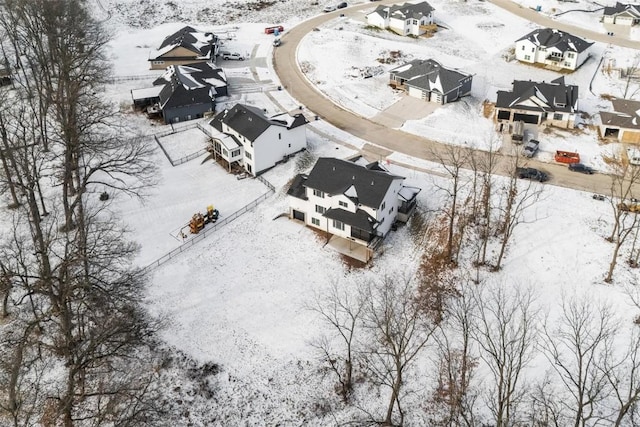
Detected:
[
  {"left": 205, "top": 103, "right": 308, "bottom": 176},
  {"left": 494, "top": 77, "right": 579, "bottom": 129},
  {"left": 515, "top": 28, "right": 593, "bottom": 71},
  {"left": 366, "top": 1, "right": 434, "bottom": 36},
  {"left": 600, "top": 98, "right": 640, "bottom": 143},
  {"left": 287, "top": 157, "right": 420, "bottom": 262},
  {"left": 602, "top": 2, "right": 640, "bottom": 26},
  {"left": 149, "top": 26, "right": 219, "bottom": 70},
  {"left": 389, "top": 59, "right": 472, "bottom": 104},
  {"left": 131, "top": 62, "right": 228, "bottom": 124}
]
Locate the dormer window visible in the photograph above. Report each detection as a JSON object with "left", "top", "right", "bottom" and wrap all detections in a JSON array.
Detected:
[{"left": 339, "top": 200, "right": 348, "bottom": 208}]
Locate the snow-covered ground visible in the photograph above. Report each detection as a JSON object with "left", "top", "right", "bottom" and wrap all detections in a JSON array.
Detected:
[{"left": 91, "top": 0, "right": 640, "bottom": 424}]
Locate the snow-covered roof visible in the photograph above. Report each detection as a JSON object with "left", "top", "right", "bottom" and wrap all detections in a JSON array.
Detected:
[
  {"left": 131, "top": 86, "right": 163, "bottom": 100},
  {"left": 496, "top": 77, "right": 579, "bottom": 114},
  {"left": 603, "top": 2, "right": 640, "bottom": 18},
  {"left": 600, "top": 98, "right": 640, "bottom": 130},
  {"left": 149, "top": 26, "right": 218, "bottom": 62},
  {"left": 516, "top": 27, "right": 593, "bottom": 54},
  {"left": 154, "top": 62, "right": 228, "bottom": 110},
  {"left": 390, "top": 58, "right": 471, "bottom": 95}
]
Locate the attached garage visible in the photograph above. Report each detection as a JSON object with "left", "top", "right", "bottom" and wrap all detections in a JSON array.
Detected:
[
  {"left": 292, "top": 210, "right": 305, "bottom": 221},
  {"left": 513, "top": 112, "right": 540, "bottom": 124}
]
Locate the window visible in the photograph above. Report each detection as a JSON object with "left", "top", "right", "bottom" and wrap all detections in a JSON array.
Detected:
[
  {"left": 389, "top": 207, "right": 393, "bottom": 214},
  {"left": 222, "top": 148, "right": 228, "bottom": 156},
  {"left": 245, "top": 152, "right": 252, "bottom": 160},
  {"left": 567, "top": 52, "right": 575, "bottom": 58},
  {"left": 521, "top": 45, "right": 525, "bottom": 51},
  {"left": 231, "top": 149, "right": 241, "bottom": 157},
  {"left": 313, "top": 189, "right": 325, "bottom": 198},
  {"left": 153, "top": 60, "right": 165, "bottom": 65},
  {"left": 311, "top": 217, "right": 320, "bottom": 226},
  {"left": 553, "top": 113, "right": 563, "bottom": 120},
  {"left": 564, "top": 62, "right": 571, "bottom": 67},
  {"left": 315, "top": 205, "right": 326, "bottom": 214},
  {"left": 332, "top": 219, "right": 345, "bottom": 230},
  {"left": 381, "top": 201, "right": 386, "bottom": 210},
  {"left": 524, "top": 55, "right": 531, "bottom": 60},
  {"left": 339, "top": 200, "right": 348, "bottom": 208},
  {"left": 531, "top": 48, "right": 534, "bottom": 52},
  {"left": 278, "top": 133, "right": 281, "bottom": 140}
]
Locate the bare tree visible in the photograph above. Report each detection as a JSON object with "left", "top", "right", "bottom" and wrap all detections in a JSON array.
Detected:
[
  {"left": 471, "top": 281, "right": 539, "bottom": 426},
  {"left": 620, "top": 54, "right": 640, "bottom": 100},
  {"left": 526, "top": 372, "right": 568, "bottom": 427},
  {"left": 0, "top": 1, "right": 162, "bottom": 425},
  {"left": 309, "top": 279, "right": 365, "bottom": 403},
  {"left": 493, "top": 156, "right": 544, "bottom": 271},
  {"left": 541, "top": 295, "right": 617, "bottom": 427},
  {"left": 428, "top": 280, "right": 479, "bottom": 427},
  {"left": 605, "top": 162, "right": 640, "bottom": 283},
  {"left": 432, "top": 145, "right": 470, "bottom": 263},
  {"left": 602, "top": 326, "right": 640, "bottom": 426},
  {"left": 361, "top": 275, "right": 436, "bottom": 426}
]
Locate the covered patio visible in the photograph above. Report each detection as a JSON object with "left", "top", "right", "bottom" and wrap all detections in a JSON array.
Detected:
[{"left": 326, "top": 235, "right": 372, "bottom": 263}]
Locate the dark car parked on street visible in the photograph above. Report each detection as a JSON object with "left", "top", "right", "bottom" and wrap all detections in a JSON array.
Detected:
[
  {"left": 516, "top": 167, "right": 549, "bottom": 182},
  {"left": 337, "top": 1, "right": 348, "bottom": 7},
  {"left": 568, "top": 163, "right": 595, "bottom": 174}
]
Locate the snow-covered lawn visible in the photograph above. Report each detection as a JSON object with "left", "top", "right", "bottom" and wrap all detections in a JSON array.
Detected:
[{"left": 92, "top": 0, "right": 640, "bottom": 423}]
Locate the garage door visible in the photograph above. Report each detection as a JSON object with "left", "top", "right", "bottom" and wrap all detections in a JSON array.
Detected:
[
  {"left": 292, "top": 210, "right": 305, "bottom": 221},
  {"left": 513, "top": 113, "right": 539, "bottom": 124}
]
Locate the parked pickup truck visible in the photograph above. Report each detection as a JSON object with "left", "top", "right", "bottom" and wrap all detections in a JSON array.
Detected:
[{"left": 554, "top": 150, "right": 580, "bottom": 164}]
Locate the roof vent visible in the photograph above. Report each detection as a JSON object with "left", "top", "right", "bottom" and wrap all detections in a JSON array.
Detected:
[
  {"left": 352, "top": 175, "right": 355, "bottom": 180},
  {"left": 371, "top": 180, "right": 375, "bottom": 185}
]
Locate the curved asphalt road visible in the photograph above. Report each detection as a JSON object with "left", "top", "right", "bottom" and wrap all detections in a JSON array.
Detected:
[{"left": 273, "top": 0, "right": 639, "bottom": 195}]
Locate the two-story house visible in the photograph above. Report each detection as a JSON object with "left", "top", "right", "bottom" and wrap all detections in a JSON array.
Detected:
[
  {"left": 149, "top": 26, "right": 219, "bottom": 70},
  {"left": 131, "top": 62, "right": 228, "bottom": 124},
  {"left": 494, "top": 77, "right": 579, "bottom": 129},
  {"left": 366, "top": 1, "right": 435, "bottom": 37},
  {"left": 389, "top": 59, "right": 472, "bottom": 104},
  {"left": 287, "top": 157, "right": 420, "bottom": 262},
  {"left": 515, "top": 28, "right": 593, "bottom": 71},
  {"left": 206, "top": 103, "right": 308, "bottom": 176}
]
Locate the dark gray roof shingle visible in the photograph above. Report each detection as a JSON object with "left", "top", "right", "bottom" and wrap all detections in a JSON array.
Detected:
[
  {"left": 155, "top": 63, "right": 227, "bottom": 110},
  {"left": 390, "top": 59, "right": 470, "bottom": 95},
  {"left": 324, "top": 208, "right": 377, "bottom": 232},
  {"left": 209, "top": 103, "right": 309, "bottom": 142},
  {"left": 496, "top": 77, "right": 579, "bottom": 114},
  {"left": 603, "top": 2, "right": 640, "bottom": 17},
  {"left": 517, "top": 28, "right": 593, "bottom": 54},
  {"left": 155, "top": 26, "right": 217, "bottom": 60},
  {"left": 304, "top": 157, "right": 403, "bottom": 209}
]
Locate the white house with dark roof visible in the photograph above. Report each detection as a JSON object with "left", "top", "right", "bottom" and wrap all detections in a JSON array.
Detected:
[
  {"left": 149, "top": 26, "right": 219, "bottom": 70},
  {"left": 600, "top": 98, "right": 640, "bottom": 143},
  {"left": 515, "top": 28, "right": 593, "bottom": 71},
  {"left": 602, "top": 2, "right": 640, "bottom": 25},
  {"left": 131, "top": 62, "right": 227, "bottom": 124},
  {"left": 366, "top": 1, "right": 434, "bottom": 36},
  {"left": 495, "top": 77, "right": 579, "bottom": 129},
  {"left": 287, "top": 157, "right": 420, "bottom": 262},
  {"left": 389, "top": 59, "right": 472, "bottom": 104},
  {"left": 205, "top": 103, "right": 308, "bottom": 176}
]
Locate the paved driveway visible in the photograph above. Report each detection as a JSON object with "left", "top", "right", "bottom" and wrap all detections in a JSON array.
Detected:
[
  {"left": 272, "top": 0, "right": 640, "bottom": 195},
  {"left": 372, "top": 95, "right": 440, "bottom": 128}
]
